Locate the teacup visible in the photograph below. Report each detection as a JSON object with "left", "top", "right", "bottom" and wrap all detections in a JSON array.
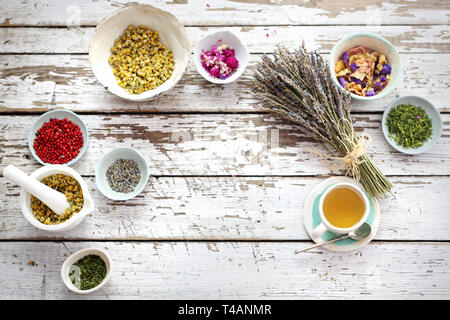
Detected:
[{"left": 311, "top": 182, "right": 370, "bottom": 239}]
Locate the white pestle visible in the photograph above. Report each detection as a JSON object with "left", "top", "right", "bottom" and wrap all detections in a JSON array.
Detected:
[{"left": 3, "top": 165, "right": 70, "bottom": 216}]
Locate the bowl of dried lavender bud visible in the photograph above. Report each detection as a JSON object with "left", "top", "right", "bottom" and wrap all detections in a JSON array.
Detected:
[
  {"left": 18, "top": 165, "right": 94, "bottom": 232},
  {"left": 95, "top": 147, "right": 149, "bottom": 201},
  {"left": 89, "top": 4, "right": 190, "bottom": 101},
  {"left": 61, "top": 247, "right": 112, "bottom": 294}
]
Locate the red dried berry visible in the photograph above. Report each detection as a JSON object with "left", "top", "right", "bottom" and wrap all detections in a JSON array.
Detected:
[{"left": 33, "top": 118, "right": 84, "bottom": 164}]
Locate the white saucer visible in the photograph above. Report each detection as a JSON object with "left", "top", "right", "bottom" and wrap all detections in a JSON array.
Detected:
[{"left": 302, "top": 176, "right": 380, "bottom": 253}]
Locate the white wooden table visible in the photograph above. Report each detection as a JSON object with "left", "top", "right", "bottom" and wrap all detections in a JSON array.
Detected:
[{"left": 0, "top": 0, "right": 449, "bottom": 299}]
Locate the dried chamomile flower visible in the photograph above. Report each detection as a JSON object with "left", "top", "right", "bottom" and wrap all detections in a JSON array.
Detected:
[{"left": 109, "top": 25, "right": 175, "bottom": 94}]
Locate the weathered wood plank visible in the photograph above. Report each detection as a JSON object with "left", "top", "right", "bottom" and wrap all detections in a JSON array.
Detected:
[
  {"left": 2, "top": 25, "right": 449, "bottom": 54},
  {"left": 1, "top": 114, "right": 449, "bottom": 176},
  {"left": 1, "top": 0, "right": 448, "bottom": 26},
  {"left": 1, "top": 176, "right": 450, "bottom": 241},
  {"left": 0, "top": 241, "right": 448, "bottom": 299},
  {"left": 0, "top": 54, "right": 448, "bottom": 113}
]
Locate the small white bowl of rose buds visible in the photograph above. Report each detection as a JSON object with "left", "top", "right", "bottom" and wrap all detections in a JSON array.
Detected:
[{"left": 194, "top": 31, "right": 249, "bottom": 84}]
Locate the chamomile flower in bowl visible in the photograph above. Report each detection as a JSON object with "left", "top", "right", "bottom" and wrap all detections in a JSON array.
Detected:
[{"left": 89, "top": 4, "right": 190, "bottom": 101}]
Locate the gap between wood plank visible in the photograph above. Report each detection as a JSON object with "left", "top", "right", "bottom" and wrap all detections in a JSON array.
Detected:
[
  {"left": 0, "top": 239, "right": 448, "bottom": 243},
  {"left": 3, "top": 174, "right": 448, "bottom": 178},
  {"left": 0, "top": 51, "right": 445, "bottom": 55},
  {"left": 0, "top": 111, "right": 449, "bottom": 116},
  {"left": 1, "top": 24, "right": 449, "bottom": 28}
]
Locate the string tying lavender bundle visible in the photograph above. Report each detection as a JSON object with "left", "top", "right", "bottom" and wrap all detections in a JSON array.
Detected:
[{"left": 251, "top": 44, "right": 392, "bottom": 198}]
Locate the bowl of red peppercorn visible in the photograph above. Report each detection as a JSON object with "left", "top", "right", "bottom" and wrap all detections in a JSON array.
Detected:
[{"left": 29, "top": 110, "right": 89, "bottom": 166}]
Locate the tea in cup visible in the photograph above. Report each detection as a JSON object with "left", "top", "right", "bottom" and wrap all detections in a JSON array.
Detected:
[{"left": 311, "top": 182, "right": 370, "bottom": 239}]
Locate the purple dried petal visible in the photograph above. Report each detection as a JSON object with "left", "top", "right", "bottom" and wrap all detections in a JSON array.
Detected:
[
  {"left": 381, "top": 64, "right": 391, "bottom": 75},
  {"left": 338, "top": 77, "right": 346, "bottom": 88},
  {"left": 365, "top": 90, "right": 375, "bottom": 96},
  {"left": 351, "top": 77, "right": 361, "bottom": 85},
  {"left": 349, "top": 63, "right": 358, "bottom": 71},
  {"left": 380, "top": 76, "right": 386, "bottom": 82},
  {"left": 362, "top": 80, "right": 367, "bottom": 88},
  {"left": 374, "top": 81, "right": 382, "bottom": 89},
  {"left": 343, "top": 52, "right": 349, "bottom": 64}
]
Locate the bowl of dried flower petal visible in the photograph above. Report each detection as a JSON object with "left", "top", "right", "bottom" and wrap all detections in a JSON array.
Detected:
[
  {"left": 89, "top": 4, "right": 190, "bottom": 101},
  {"left": 194, "top": 31, "right": 249, "bottom": 84},
  {"left": 330, "top": 32, "right": 402, "bottom": 101}
]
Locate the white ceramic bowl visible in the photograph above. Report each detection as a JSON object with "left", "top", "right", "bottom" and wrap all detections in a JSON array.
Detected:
[
  {"left": 89, "top": 4, "right": 190, "bottom": 101},
  {"left": 29, "top": 109, "right": 89, "bottom": 166},
  {"left": 329, "top": 32, "right": 402, "bottom": 101},
  {"left": 61, "top": 248, "right": 112, "bottom": 294},
  {"left": 382, "top": 95, "right": 442, "bottom": 155},
  {"left": 95, "top": 147, "right": 150, "bottom": 201},
  {"left": 19, "top": 165, "right": 94, "bottom": 232},
  {"left": 194, "top": 31, "right": 249, "bottom": 84}
]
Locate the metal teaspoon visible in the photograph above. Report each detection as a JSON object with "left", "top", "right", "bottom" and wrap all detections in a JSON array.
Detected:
[{"left": 295, "top": 223, "right": 372, "bottom": 253}]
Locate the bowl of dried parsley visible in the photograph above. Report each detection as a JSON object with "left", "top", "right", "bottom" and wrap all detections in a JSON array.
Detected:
[
  {"left": 61, "top": 248, "right": 112, "bottom": 294},
  {"left": 89, "top": 4, "right": 190, "bottom": 101},
  {"left": 382, "top": 96, "right": 442, "bottom": 155}
]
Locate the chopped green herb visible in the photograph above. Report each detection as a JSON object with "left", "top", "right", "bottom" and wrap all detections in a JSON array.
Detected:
[
  {"left": 386, "top": 103, "right": 432, "bottom": 149},
  {"left": 69, "top": 255, "right": 106, "bottom": 290}
]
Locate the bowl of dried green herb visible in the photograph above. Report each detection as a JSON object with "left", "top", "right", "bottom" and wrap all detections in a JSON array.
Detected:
[
  {"left": 61, "top": 248, "right": 112, "bottom": 294},
  {"left": 382, "top": 96, "right": 442, "bottom": 155},
  {"left": 95, "top": 146, "right": 150, "bottom": 200}
]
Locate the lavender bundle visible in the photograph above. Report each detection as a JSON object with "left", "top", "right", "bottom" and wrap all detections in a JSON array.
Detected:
[{"left": 251, "top": 44, "right": 392, "bottom": 198}]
